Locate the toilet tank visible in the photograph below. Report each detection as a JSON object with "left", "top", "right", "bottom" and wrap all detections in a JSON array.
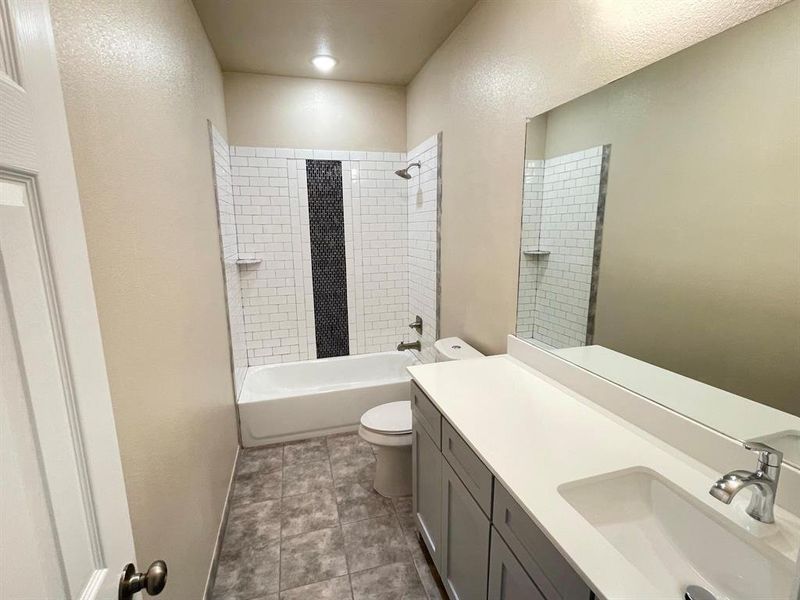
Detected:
[{"left": 433, "top": 337, "right": 484, "bottom": 362}]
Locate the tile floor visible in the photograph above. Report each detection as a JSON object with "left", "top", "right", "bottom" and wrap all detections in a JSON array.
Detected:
[{"left": 212, "top": 432, "right": 447, "bottom": 600}]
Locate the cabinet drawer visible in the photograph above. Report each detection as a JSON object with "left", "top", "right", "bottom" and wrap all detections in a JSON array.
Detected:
[
  {"left": 489, "top": 527, "right": 546, "bottom": 600},
  {"left": 410, "top": 380, "right": 441, "bottom": 448},
  {"left": 493, "top": 484, "right": 591, "bottom": 600},
  {"left": 442, "top": 419, "right": 493, "bottom": 516}
]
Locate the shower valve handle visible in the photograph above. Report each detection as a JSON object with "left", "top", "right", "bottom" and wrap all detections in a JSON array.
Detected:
[{"left": 408, "top": 315, "right": 423, "bottom": 334}]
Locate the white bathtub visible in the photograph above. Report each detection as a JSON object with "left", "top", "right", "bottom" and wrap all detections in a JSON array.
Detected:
[{"left": 238, "top": 351, "right": 419, "bottom": 446}]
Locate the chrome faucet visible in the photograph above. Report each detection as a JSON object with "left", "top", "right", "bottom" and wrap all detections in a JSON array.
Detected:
[
  {"left": 397, "top": 340, "right": 421, "bottom": 352},
  {"left": 709, "top": 441, "right": 782, "bottom": 523}
]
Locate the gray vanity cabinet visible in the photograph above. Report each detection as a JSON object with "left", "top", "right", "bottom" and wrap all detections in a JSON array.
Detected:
[
  {"left": 488, "top": 527, "right": 546, "bottom": 600},
  {"left": 412, "top": 415, "right": 443, "bottom": 570},
  {"left": 441, "top": 460, "right": 491, "bottom": 600},
  {"left": 493, "top": 484, "right": 592, "bottom": 600},
  {"left": 410, "top": 378, "right": 594, "bottom": 600}
]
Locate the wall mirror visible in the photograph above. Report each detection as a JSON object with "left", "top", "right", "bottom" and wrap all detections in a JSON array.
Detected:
[{"left": 514, "top": 3, "right": 800, "bottom": 467}]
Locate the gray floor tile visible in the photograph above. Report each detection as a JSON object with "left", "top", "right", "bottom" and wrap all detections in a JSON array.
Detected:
[
  {"left": 220, "top": 435, "right": 444, "bottom": 600},
  {"left": 330, "top": 452, "right": 375, "bottom": 484},
  {"left": 392, "top": 496, "right": 412, "bottom": 516},
  {"left": 342, "top": 514, "right": 410, "bottom": 574},
  {"left": 238, "top": 445, "right": 283, "bottom": 477},
  {"left": 283, "top": 459, "right": 334, "bottom": 496},
  {"left": 335, "top": 481, "right": 394, "bottom": 524},
  {"left": 213, "top": 541, "right": 280, "bottom": 599},
  {"left": 232, "top": 469, "right": 282, "bottom": 507},
  {"left": 224, "top": 499, "right": 281, "bottom": 551},
  {"left": 280, "top": 575, "right": 352, "bottom": 600},
  {"left": 284, "top": 437, "right": 329, "bottom": 465},
  {"left": 281, "top": 489, "right": 339, "bottom": 538},
  {"left": 327, "top": 433, "right": 374, "bottom": 463},
  {"left": 280, "top": 527, "right": 348, "bottom": 590},
  {"left": 214, "top": 593, "right": 277, "bottom": 600},
  {"left": 350, "top": 562, "right": 427, "bottom": 600},
  {"left": 396, "top": 509, "right": 416, "bottom": 535}
]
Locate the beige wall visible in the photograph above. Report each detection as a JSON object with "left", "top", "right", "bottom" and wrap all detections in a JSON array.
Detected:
[
  {"left": 49, "top": 1, "right": 239, "bottom": 597},
  {"left": 406, "top": 0, "right": 787, "bottom": 355},
  {"left": 224, "top": 72, "right": 406, "bottom": 150},
  {"left": 537, "top": 2, "right": 799, "bottom": 414}
]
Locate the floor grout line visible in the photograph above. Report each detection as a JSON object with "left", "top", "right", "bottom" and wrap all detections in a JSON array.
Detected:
[
  {"left": 277, "top": 444, "right": 284, "bottom": 598},
  {"left": 327, "top": 435, "right": 357, "bottom": 599}
]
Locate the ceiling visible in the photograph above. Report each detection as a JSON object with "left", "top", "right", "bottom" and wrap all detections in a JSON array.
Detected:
[{"left": 192, "top": 0, "right": 478, "bottom": 85}]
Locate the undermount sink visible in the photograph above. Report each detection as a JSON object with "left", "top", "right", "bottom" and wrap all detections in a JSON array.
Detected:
[{"left": 558, "top": 468, "right": 795, "bottom": 600}]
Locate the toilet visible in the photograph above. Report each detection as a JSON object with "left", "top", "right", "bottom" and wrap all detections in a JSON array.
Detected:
[{"left": 359, "top": 337, "right": 484, "bottom": 497}]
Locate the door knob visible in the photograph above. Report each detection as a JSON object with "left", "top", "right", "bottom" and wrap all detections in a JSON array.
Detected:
[{"left": 119, "top": 560, "right": 167, "bottom": 600}]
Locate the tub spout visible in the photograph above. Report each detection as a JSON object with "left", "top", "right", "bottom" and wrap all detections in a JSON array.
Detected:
[{"left": 397, "top": 340, "right": 421, "bottom": 352}]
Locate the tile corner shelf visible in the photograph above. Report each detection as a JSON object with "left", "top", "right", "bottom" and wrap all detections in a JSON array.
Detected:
[
  {"left": 235, "top": 256, "right": 262, "bottom": 266},
  {"left": 522, "top": 249, "right": 550, "bottom": 257}
]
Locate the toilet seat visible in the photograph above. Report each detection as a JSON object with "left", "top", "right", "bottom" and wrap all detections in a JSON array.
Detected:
[
  {"left": 360, "top": 401, "right": 411, "bottom": 435},
  {"left": 358, "top": 401, "right": 413, "bottom": 496}
]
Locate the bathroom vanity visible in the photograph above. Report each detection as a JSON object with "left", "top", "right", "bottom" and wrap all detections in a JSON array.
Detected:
[
  {"left": 407, "top": 345, "right": 800, "bottom": 600},
  {"left": 410, "top": 379, "right": 592, "bottom": 600}
]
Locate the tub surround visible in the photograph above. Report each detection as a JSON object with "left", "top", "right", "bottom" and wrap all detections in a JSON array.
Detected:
[
  {"left": 221, "top": 137, "right": 441, "bottom": 367},
  {"left": 407, "top": 348, "right": 800, "bottom": 599}
]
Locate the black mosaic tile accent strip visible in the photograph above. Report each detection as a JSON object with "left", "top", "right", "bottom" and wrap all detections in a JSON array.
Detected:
[{"left": 306, "top": 160, "right": 349, "bottom": 358}]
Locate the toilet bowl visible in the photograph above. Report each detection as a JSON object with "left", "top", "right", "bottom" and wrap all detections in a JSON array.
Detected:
[
  {"left": 359, "top": 401, "right": 413, "bottom": 497},
  {"left": 358, "top": 337, "right": 484, "bottom": 497}
]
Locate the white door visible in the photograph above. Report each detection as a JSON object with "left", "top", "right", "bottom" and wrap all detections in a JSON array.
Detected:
[{"left": 1, "top": 0, "right": 143, "bottom": 598}]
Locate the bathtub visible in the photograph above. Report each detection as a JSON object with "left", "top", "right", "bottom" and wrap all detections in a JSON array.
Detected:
[{"left": 238, "top": 350, "right": 419, "bottom": 446}]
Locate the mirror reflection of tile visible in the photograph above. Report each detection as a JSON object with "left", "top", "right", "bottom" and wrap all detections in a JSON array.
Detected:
[{"left": 516, "top": 145, "right": 610, "bottom": 349}]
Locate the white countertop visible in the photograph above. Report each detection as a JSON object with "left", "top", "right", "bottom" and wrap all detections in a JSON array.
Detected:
[{"left": 408, "top": 355, "right": 800, "bottom": 600}]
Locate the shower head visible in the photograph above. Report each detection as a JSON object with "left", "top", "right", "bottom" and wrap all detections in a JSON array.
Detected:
[{"left": 394, "top": 162, "right": 421, "bottom": 179}]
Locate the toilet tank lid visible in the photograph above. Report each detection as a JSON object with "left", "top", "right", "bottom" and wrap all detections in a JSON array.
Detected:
[{"left": 434, "top": 337, "right": 484, "bottom": 360}]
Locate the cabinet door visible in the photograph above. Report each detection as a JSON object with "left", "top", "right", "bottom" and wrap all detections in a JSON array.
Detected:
[
  {"left": 412, "top": 416, "right": 443, "bottom": 569},
  {"left": 489, "top": 528, "right": 547, "bottom": 600},
  {"left": 493, "top": 484, "right": 592, "bottom": 600},
  {"left": 441, "top": 460, "right": 491, "bottom": 600}
]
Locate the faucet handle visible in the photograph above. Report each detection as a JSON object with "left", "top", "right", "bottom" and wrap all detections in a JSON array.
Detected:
[{"left": 744, "top": 440, "right": 783, "bottom": 469}]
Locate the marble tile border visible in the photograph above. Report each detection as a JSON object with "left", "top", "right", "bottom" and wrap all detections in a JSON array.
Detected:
[
  {"left": 585, "top": 143, "right": 612, "bottom": 345},
  {"left": 435, "top": 131, "right": 443, "bottom": 342}
]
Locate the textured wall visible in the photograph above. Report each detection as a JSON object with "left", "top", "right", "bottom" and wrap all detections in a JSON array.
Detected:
[
  {"left": 49, "top": 1, "right": 239, "bottom": 597},
  {"left": 224, "top": 72, "right": 406, "bottom": 151},
  {"left": 406, "top": 0, "right": 786, "bottom": 354}
]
